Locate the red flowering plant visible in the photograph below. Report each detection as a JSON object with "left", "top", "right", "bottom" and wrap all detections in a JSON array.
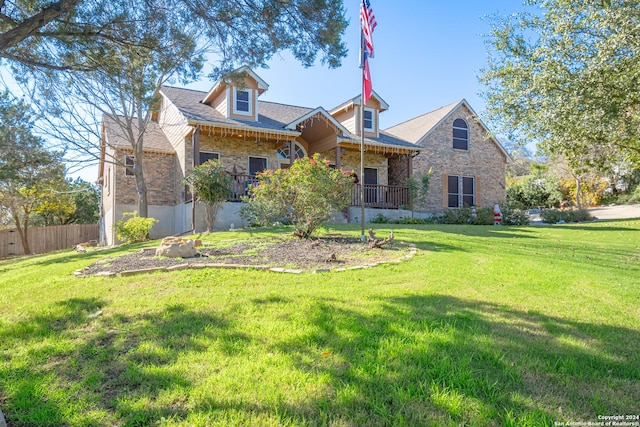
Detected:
[{"left": 241, "top": 154, "right": 354, "bottom": 238}]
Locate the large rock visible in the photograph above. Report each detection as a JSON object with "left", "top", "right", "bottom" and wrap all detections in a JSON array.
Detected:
[
  {"left": 0, "top": 406, "right": 6, "bottom": 427},
  {"left": 155, "top": 237, "right": 199, "bottom": 258}
]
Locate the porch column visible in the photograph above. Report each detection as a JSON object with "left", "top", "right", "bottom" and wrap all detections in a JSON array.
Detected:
[
  {"left": 193, "top": 128, "right": 201, "bottom": 168},
  {"left": 408, "top": 154, "right": 413, "bottom": 178},
  {"left": 289, "top": 140, "right": 294, "bottom": 167},
  {"left": 335, "top": 146, "right": 341, "bottom": 169}
]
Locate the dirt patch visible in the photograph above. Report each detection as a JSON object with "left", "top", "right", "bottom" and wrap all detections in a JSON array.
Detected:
[{"left": 82, "top": 234, "right": 413, "bottom": 275}]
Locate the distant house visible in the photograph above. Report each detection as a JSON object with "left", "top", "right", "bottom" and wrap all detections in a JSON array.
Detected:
[{"left": 99, "top": 67, "right": 508, "bottom": 245}]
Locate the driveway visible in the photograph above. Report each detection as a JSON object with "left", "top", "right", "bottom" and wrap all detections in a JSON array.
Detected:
[
  {"left": 587, "top": 204, "right": 640, "bottom": 221},
  {"left": 528, "top": 204, "right": 640, "bottom": 224}
]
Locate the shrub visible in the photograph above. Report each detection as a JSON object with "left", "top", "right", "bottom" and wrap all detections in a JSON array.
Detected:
[
  {"left": 407, "top": 168, "right": 432, "bottom": 215},
  {"left": 541, "top": 208, "right": 593, "bottom": 224},
  {"left": 540, "top": 209, "right": 563, "bottom": 224},
  {"left": 507, "top": 175, "right": 563, "bottom": 209},
  {"left": 370, "top": 213, "right": 391, "bottom": 224},
  {"left": 241, "top": 154, "right": 353, "bottom": 238},
  {"left": 501, "top": 205, "right": 531, "bottom": 226},
  {"left": 443, "top": 207, "right": 471, "bottom": 224},
  {"left": 563, "top": 209, "right": 592, "bottom": 222},
  {"left": 470, "top": 207, "right": 496, "bottom": 225},
  {"left": 115, "top": 211, "right": 156, "bottom": 244}
]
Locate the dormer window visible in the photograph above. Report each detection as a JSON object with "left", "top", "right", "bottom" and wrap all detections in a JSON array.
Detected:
[
  {"left": 363, "top": 108, "right": 375, "bottom": 132},
  {"left": 234, "top": 88, "right": 251, "bottom": 116}
]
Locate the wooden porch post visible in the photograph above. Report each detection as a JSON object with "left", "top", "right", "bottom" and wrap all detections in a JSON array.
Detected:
[
  {"left": 408, "top": 154, "right": 413, "bottom": 178},
  {"left": 335, "top": 146, "right": 341, "bottom": 169},
  {"left": 193, "top": 128, "right": 200, "bottom": 168},
  {"left": 289, "top": 140, "right": 294, "bottom": 167}
]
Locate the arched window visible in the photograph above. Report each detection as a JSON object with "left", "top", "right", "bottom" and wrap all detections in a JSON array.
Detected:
[
  {"left": 277, "top": 142, "right": 306, "bottom": 161},
  {"left": 452, "top": 118, "right": 469, "bottom": 150}
]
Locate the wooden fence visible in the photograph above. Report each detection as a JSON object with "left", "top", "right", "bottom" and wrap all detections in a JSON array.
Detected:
[{"left": 0, "top": 224, "right": 99, "bottom": 258}]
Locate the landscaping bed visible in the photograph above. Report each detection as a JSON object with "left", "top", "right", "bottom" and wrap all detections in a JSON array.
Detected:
[{"left": 82, "top": 234, "right": 412, "bottom": 275}]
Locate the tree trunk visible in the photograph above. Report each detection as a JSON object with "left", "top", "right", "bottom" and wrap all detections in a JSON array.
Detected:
[
  {"left": 575, "top": 177, "right": 582, "bottom": 209},
  {"left": 12, "top": 210, "right": 31, "bottom": 255},
  {"left": 135, "top": 169, "right": 148, "bottom": 218},
  {"left": 133, "top": 132, "right": 148, "bottom": 217},
  {"left": 204, "top": 204, "right": 213, "bottom": 233}
]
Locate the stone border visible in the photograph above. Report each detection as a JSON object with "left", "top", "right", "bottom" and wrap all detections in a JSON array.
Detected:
[{"left": 75, "top": 243, "right": 417, "bottom": 278}]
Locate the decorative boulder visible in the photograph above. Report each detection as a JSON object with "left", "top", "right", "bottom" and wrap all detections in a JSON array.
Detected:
[{"left": 155, "top": 237, "right": 198, "bottom": 258}]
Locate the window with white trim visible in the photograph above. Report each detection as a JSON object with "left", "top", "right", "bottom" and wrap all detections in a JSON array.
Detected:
[
  {"left": 363, "top": 108, "right": 375, "bottom": 132},
  {"left": 249, "top": 156, "right": 267, "bottom": 176},
  {"left": 277, "top": 142, "right": 306, "bottom": 162},
  {"left": 234, "top": 88, "right": 251, "bottom": 115},
  {"left": 453, "top": 118, "right": 469, "bottom": 150}
]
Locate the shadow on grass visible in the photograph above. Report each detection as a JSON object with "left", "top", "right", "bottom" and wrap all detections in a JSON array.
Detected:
[
  {"left": 2, "top": 295, "right": 639, "bottom": 426},
  {"left": 0, "top": 299, "right": 250, "bottom": 426},
  {"left": 207, "top": 295, "right": 639, "bottom": 426}
]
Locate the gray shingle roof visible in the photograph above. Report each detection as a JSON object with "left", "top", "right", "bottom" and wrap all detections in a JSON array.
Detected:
[
  {"left": 161, "top": 86, "right": 310, "bottom": 133},
  {"left": 384, "top": 100, "right": 462, "bottom": 144},
  {"left": 160, "top": 85, "right": 418, "bottom": 151},
  {"left": 103, "top": 114, "right": 174, "bottom": 153}
]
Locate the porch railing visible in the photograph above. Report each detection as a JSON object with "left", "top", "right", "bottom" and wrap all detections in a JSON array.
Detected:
[
  {"left": 226, "top": 175, "right": 410, "bottom": 210},
  {"left": 350, "top": 184, "right": 410, "bottom": 209},
  {"left": 227, "top": 173, "right": 255, "bottom": 201}
]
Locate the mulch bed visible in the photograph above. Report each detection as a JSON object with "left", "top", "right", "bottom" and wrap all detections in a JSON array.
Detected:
[{"left": 82, "top": 234, "right": 410, "bottom": 275}]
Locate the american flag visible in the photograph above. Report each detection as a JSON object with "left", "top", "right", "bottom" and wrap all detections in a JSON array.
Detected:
[
  {"left": 360, "top": 0, "right": 377, "bottom": 59},
  {"left": 360, "top": 0, "right": 377, "bottom": 103}
]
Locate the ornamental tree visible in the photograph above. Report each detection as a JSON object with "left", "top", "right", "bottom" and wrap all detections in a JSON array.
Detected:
[
  {"left": 242, "top": 154, "right": 353, "bottom": 239},
  {"left": 184, "top": 160, "right": 233, "bottom": 232}
]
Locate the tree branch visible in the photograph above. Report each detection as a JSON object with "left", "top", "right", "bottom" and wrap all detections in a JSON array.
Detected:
[{"left": 0, "top": 0, "right": 83, "bottom": 51}]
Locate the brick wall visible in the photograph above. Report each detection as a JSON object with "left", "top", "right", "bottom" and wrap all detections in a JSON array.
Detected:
[
  {"left": 114, "top": 151, "right": 179, "bottom": 206},
  {"left": 198, "top": 135, "right": 284, "bottom": 173},
  {"left": 411, "top": 104, "right": 507, "bottom": 211},
  {"left": 388, "top": 154, "right": 412, "bottom": 186},
  {"left": 330, "top": 149, "right": 389, "bottom": 186}
]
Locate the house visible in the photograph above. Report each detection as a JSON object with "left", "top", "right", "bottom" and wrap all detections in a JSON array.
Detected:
[
  {"left": 99, "top": 67, "right": 508, "bottom": 245},
  {"left": 385, "top": 99, "right": 510, "bottom": 212}
]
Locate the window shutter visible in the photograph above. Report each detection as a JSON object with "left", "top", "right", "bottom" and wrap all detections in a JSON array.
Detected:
[
  {"left": 476, "top": 176, "right": 481, "bottom": 207},
  {"left": 442, "top": 173, "right": 448, "bottom": 208}
]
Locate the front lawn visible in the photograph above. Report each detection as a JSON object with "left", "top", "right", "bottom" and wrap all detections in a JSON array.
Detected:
[{"left": 0, "top": 221, "right": 638, "bottom": 426}]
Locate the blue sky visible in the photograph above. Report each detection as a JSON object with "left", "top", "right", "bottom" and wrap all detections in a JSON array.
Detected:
[
  {"left": 187, "top": 1, "right": 523, "bottom": 131},
  {"left": 12, "top": 1, "right": 525, "bottom": 181}
]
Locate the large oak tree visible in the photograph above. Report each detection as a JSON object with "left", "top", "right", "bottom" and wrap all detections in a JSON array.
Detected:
[
  {"left": 8, "top": 0, "right": 348, "bottom": 217},
  {"left": 481, "top": 0, "right": 640, "bottom": 171}
]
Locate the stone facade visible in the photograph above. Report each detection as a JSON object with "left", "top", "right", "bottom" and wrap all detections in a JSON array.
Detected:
[
  {"left": 388, "top": 155, "right": 413, "bottom": 187},
  {"left": 198, "top": 134, "right": 291, "bottom": 174},
  {"left": 411, "top": 104, "right": 507, "bottom": 211},
  {"left": 336, "top": 149, "right": 389, "bottom": 186},
  {"left": 113, "top": 150, "right": 179, "bottom": 206}
]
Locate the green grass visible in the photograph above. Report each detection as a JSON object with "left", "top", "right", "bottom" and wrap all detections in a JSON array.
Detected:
[{"left": 1, "top": 221, "right": 639, "bottom": 426}]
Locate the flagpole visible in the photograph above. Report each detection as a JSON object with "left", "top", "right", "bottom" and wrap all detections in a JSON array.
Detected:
[{"left": 359, "top": 36, "right": 366, "bottom": 242}]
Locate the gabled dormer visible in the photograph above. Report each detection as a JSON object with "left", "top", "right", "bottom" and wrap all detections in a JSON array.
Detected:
[
  {"left": 329, "top": 91, "right": 389, "bottom": 138},
  {"left": 201, "top": 66, "right": 268, "bottom": 122}
]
